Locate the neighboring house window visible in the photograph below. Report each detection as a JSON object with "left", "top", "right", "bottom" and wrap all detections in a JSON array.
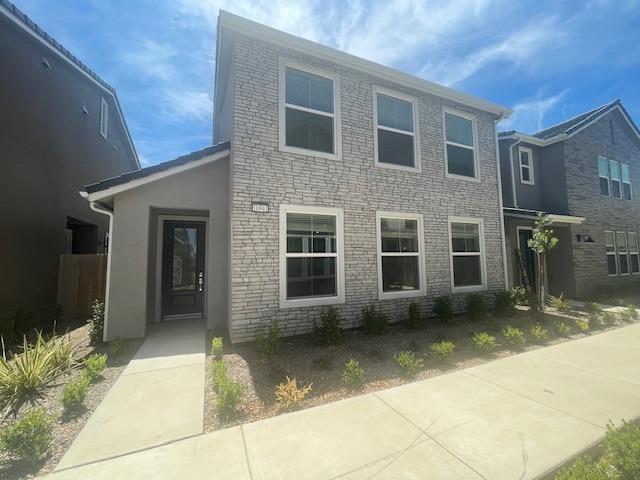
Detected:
[
  {"left": 376, "top": 212, "right": 425, "bottom": 299},
  {"left": 374, "top": 89, "right": 419, "bottom": 170},
  {"left": 449, "top": 217, "right": 486, "bottom": 291},
  {"left": 629, "top": 233, "right": 640, "bottom": 274},
  {"left": 616, "top": 232, "right": 629, "bottom": 275},
  {"left": 605, "top": 231, "right": 617, "bottom": 275},
  {"left": 621, "top": 163, "right": 632, "bottom": 200},
  {"left": 444, "top": 109, "right": 477, "bottom": 179},
  {"left": 280, "top": 63, "right": 338, "bottom": 158},
  {"left": 279, "top": 205, "right": 344, "bottom": 308},
  {"left": 519, "top": 147, "right": 534, "bottom": 185},
  {"left": 609, "top": 159, "right": 621, "bottom": 198},
  {"left": 100, "top": 98, "right": 108, "bottom": 139},
  {"left": 598, "top": 156, "right": 610, "bottom": 196}
]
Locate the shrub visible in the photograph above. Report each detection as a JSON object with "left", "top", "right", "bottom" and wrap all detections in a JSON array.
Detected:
[
  {"left": 361, "top": 306, "right": 389, "bottom": 335},
  {"left": 60, "top": 375, "right": 90, "bottom": 412},
  {"left": 215, "top": 377, "right": 245, "bottom": 418},
  {"left": 625, "top": 304, "right": 639, "bottom": 320},
  {"left": 600, "top": 311, "right": 617, "bottom": 326},
  {"left": 109, "top": 337, "right": 126, "bottom": 356},
  {"left": 472, "top": 332, "right": 498, "bottom": 352},
  {"left": 83, "top": 353, "right": 107, "bottom": 382},
  {"left": 0, "top": 332, "right": 78, "bottom": 412},
  {"left": 430, "top": 341, "right": 455, "bottom": 360},
  {"left": 585, "top": 302, "right": 603, "bottom": 318},
  {"left": 493, "top": 290, "right": 516, "bottom": 317},
  {"left": 502, "top": 326, "right": 525, "bottom": 347},
  {"left": 341, "top": 359, "right": 365, "bottom": 388},
  {"left": 210, "top": 337, "right": 223, "bottom": 357},
  {"left": 530, "top": 323, "right": 549, "bottom": 343},
  {"left": 314, "top": 307, "right": 343, "bottom": 345},
  {"left": 275, "top": 376, "right": 312, "bottom": 409},
  {"left": 555, "top": 455, "right": 609, "bottom": 480},
  {"left": 465, "top": 294, "right": 487, "bottom": 321},
  {"left": 620, "top": 306, "right": 636, "bottom": 324},
  {"left": 575, "top": 318, "right": 590, "bottom": 332},
  {"left": 547, "top": 293, "right": 569, "bottom": 312},
  {"left": 406, "top": 302, "right": 423, "bottom": 329},
  {"left": 432, "top": 296, "right": 453, "bottom": 323},
  {"left": 256, "top": 321, "right": 281, "bottom": 360},
  {"left": 511, "top": 286, "right": 529, "bottom": 306},
  {"left": 554, "top": 321, "right": 571, "bottom": 336},
  {"left": 602, "top": 420, "right": 640, "bottom": 479},
  {"left": 211, "top": 359, "right": 228, "bottom": 387},
  {"left": 0, "top": 408, "right": 53, "bottom": 465},
  {"left": 87, "top": 299, "right": 105, "bottom": 344},
  {"left": 394, "top": 351, "right": 424, "bottom": 377}
]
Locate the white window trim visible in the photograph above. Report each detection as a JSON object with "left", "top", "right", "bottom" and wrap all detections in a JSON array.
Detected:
[
  {"left": 278, "top": 59, "right": 341, "bottom": 161},
  {"left": 616, "top": 231, "right": 630, "bottom": 276},
  {"left": 629, "top": 232, "right": 639, "bottom": 275},
  {"left": 598, "top": 155, "right": 610, "bottom": 196},
  {"left": 99, "top": 98, "right": 108, "bottom": 139},
  {"left": 621, "top": 163, "right": 633, "bottom": 200},
  {"left": 605, "top": 230, "right": 618, "bottom": 276},
  {"left": 372, "top": 86, "right": 421, "bottom": 173},
  {"left": 609, "top": 159, "right": 621, "bottom": 198},
  {"left": 375, "top": 211, "right": 426, "bottom": 300},
  {"left": 448, "top": 216, "right": 487, "bottom": 293},
  {"left": 518, "top": 146, "right": 534, "bottom": 185},
  {"left": 443, "top": 107, "right": 480, "bottom": 183},
  {"left": 279, "top": 205, "right": 345, "bottom": 309}
]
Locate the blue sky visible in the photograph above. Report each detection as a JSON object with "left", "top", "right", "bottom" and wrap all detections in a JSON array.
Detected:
[{"left": 15, "top": 0, "right": 640, "bottom": 166}]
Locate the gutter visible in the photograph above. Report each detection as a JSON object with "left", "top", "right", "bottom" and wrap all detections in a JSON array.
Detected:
[
  {"left": 508, "top": 139, "right": 521, "bottom": 209},
  {"left": 495, "top": 120, "right": 510, "bottom": 290}
]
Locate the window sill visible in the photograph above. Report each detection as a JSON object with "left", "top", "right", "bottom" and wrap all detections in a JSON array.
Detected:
[
  {"left": 279, "top": 295, "right": 345, "bottom": 310},
  {"left": 375, "top": 161, "right": 421, "bottom": 173},
  {"left": 451, "top": 284, "right": 487, "bottom": 294},
  {"left": 446, "top": 172, "right": 481, "bottom": 183},
  {"left": 279, "top": 144, "right": 339, "bottom": 161},
  {"left": 520, "top": 181, "right": 535, "bottom": 186},
  {"left": 379, "top": 289, "right": 425, "bottom": 301}
]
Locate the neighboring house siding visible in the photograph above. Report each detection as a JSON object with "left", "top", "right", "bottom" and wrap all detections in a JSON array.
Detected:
[
  {"left": 538, "top": 142, "right": 569, "bottom": 215},
  {"left": 564, "top": 109, "right": 640, "bottom": 297},
  {"left": 229, "top": 34, "right": 505, "bottom": 341},
  {"left": 511, "top": 143, "right": 544, "bottom": 211}
]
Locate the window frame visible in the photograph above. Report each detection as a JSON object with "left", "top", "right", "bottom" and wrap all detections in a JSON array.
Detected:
[
  {"left": 518, "top": 146, "right": 535, "bottom": 185},
  {"left": 629, "top": 232, "right": 639, "bottom": 275},
  {"left": 605, "top": 230, "right": 618, "bottom": 276},
  {"left": 610, "top": 159, "right": 621, "bottom": 198},
  {"left": 621, "top": 163, "right": 633, "bottom": 200},
  {"left": 443, "top": 107, "right": 480, "bottom": 182},
  {"left": 278, "top": 59, "right": 341, "bottom": 161},
  {"left": 375, "top": 211, "right": 426, "bottom": 300},
  {"left": 598, "top": 156, "right": 610, "bottom": 196},
  {"left": 372, "top": 87, "right": 421, "bottom": 172},
  {"left": 100, "top": 98, "right": 108, "bottom": 139},
  {"left": 278, "top": 205, "right": 345, "bottom": 309},
  {"left": 616, "top": 231, "right": 630, "bottom": 276},
  {"left": 448, "top": 216, "right": 487, "bottom": 293}
]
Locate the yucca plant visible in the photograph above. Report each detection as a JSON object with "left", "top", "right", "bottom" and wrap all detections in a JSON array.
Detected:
[{"left": 547, "top": 293, "right": 569, "bottom": 312}]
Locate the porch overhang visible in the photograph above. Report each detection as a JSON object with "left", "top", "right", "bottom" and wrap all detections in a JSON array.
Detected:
[{"left": 503, "top": 207, "right": 585, "bottom": 226}]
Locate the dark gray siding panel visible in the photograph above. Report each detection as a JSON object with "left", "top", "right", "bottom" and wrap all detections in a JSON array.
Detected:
[{"left": 538, "top": 142, "right": 569, "bottom": 214}]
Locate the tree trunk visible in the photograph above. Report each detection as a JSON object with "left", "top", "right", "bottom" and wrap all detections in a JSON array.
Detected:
[{"left": 538, "top": 252, "right": 546, "bottom": 308}]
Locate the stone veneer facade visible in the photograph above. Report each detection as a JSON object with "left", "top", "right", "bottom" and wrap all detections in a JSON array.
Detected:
[{"left": 228, "top": 34, "right": 506, "bottom": 342}]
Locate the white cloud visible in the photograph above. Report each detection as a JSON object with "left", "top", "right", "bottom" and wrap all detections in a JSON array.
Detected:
[
  {"left": 160, "top": 89, "right": 213, "bottom": 122},
  {"left": 499, "top": 91, "right": 567, "bottom": 134},
  {"left": 120, "top": 39, "right": 179, "bottom": 82}
]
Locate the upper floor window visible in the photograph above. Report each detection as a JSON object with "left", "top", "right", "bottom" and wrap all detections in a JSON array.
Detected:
[
  {"left": 519, "top": 147, "right": 534, "bottom": 185},
  {"left": 621, "top": 163, "right": 632, "bottom": 200},
  {"left": 444, "top": 109, "right": 478, "bottom": 180},
  {"left": 100, "top": 98, "right": 108, "bottom": 139},
  {"left": 280, "top": 63, "right": 339, "bottom": 159},
  {"left": 598, "top": 156, "right": 609, "bottom": 196},
  {"left": 449, "top": 217, "right": 486, "bottom": 292},
  {"left": 610, "top": 160, "right": 621, "bottom": 198},
  {"left": 374, "top": 89, "right": 419, "bottom": 171},
  {"left": 598, "top": 156, "right": 631, "bottom": 200}
]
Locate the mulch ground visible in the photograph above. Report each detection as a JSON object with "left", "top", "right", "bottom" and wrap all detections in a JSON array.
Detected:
[{"left": 204, "top": 305, "right": 637, "bottom": 433}]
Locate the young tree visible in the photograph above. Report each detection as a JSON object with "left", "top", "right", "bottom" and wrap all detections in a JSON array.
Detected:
[{"left": 528, "top": 213, "right": 559, "bottom": 308}]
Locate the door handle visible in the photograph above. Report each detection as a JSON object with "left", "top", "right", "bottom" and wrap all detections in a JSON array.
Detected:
[{"left": 198, "top": 271, "right": 204, "bottom": 292}]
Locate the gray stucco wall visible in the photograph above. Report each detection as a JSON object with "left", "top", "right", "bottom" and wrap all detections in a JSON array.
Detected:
[
  {"left": 105, "top": 157, "right": 229, "bottom": 340},
  {"left": 228, "top": 34, "right": 506, "bottom": 342}
]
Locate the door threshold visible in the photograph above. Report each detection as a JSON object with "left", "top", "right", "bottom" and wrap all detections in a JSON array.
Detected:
[{"left": 161, "top": 313, "right": 204, "bottom": 322}]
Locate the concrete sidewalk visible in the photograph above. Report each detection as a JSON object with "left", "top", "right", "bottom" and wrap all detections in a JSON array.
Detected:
[
  {"left": 55, "top": 319, "right": 206, "bottom": 470},
  {"left": 47, "top": 323, "right": 640, "bottom": 480}
]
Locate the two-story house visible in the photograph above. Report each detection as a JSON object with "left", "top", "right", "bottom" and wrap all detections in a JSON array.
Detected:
[
  {"left": 0, "top": 1, "right": 139, "bottom": 320},
  {"left": 81, "top": 11, "right": 511, "bottom": 342},
  {"left": 499, "top": 100, "right": 640, "bottom": 298}
]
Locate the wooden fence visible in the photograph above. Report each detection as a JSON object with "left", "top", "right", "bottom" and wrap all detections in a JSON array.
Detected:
[{"left": 57, "top": 254, "right": 107, "bottom": 317}]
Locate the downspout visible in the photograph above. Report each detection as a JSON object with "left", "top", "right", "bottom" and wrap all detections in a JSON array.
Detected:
[
  {"left": 88, "top": 199, "right": 114, "bottom": 343},
  {"left": 495, "top": 121, "right": 510, "bottom": 290}
]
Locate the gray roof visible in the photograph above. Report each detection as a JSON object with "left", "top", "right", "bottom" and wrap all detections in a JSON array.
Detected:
[{"left": 84, "top": 142, "right": 231, "bottom": 194}]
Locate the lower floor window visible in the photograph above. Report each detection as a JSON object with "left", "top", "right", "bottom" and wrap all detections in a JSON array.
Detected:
[
  {"left": 606, "top": 230, "right": 640, "bottom": 276},
  {"left": 286, "top": 257, "right": 336, "bottom": 298},
  {"left": 629, "top": 233, "right": 639, "bottom": 274},
  {"left": 450, "top": 218, "right": 485, "bottom": 290},
  {"left": 605, "top": 231, "right": 617, "bottom": 275},
  {"left": 616, "top": 232, "right": 629, "bottom": 275}
]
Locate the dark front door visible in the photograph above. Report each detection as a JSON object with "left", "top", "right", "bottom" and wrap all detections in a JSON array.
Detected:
[
  {"left": 518, "top": 228, "right": 536, "bottom": 292},
  {"left": 162, "top": 221, "right": 205, "bottom": 318}
]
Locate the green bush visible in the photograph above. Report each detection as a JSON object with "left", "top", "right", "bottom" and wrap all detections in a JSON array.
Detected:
[
  {"left": 555, "top": 455, "right": 609, "bottom": 480},
  {"left": 494, "top": 290, "right": 516, "bottom": 317},
  {"left": 341, "top": 359, "right": 365, "bottom": 388},
  {"left": 502, "top": 326, "right": 525, "bottom": 347},
  {"left": 430, "top": 341, "right": 455, "bottom": 360},
  {"left": 547, "top": 293, "right": 569, "bottom": 312},
  {"left": 256, "top": 321, "right": 281, "bottom": 360},
  {"left": 602, "top": 420, "right": 640, "bottom": 479},
  {"left": 472, "top": 332, "right": 498, "bottom": 352},
  {"left": 87, "top": 299, "right": 105, "bottom": 344},
  {"left": 625, "top": 304, "right": 639, "bottom": 320},
  {"left": 314, "top": 307, "right": 343, "bottom": 345},
  {"left": 406, "top": 302, "right": 423, "bottom": 329},
  {"left": 465, "top": 293, "right": 488, "bottom": 321},
  {"left": 394, "top": 351, "right": 424, "bottom": 377},
  {"left": 210, "top": 337, "right": 223, "bottom": 357},
  {"left": 554, "top": 320, "right": 571, "bottom": 336},
  {"left": 575, "top": 318, "right": 590, "bottom": 332},
  {"left": 361, "top": 306, "right": 389, "bottom": 335},
  {"left": 215, "top": 377, "right": 245, "bottom": 418},
  {"left": 620, "top": 306, "right": 636, "bottom": 324},
  {"left": 212, "top": 359, "right": 228, "bottom": 387},
  {"left": 83, "top": 353, "right": 107, "bottom": 382},
  {"left": 530, "top": 323, "right": 549, "bottom": 343},
  {"left": 0, "top": 408, "right": 53, "bottom": 465},
  {"left": 432, "top": 296, "right": 453, "bottom": 323},
  {"left": 109, "top": 337, "right": 126, "bottom": 356},
  {"left": 585, "top": 302, "right": 603, "bottom": 318},
  {"left": 60, "top": 375, "right": 90, "bottom": 412},
  {"left": 511, "top": 286, "right": 529, "bottom": 306}
]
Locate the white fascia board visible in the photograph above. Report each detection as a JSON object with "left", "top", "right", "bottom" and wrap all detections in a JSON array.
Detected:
[
  {"left": 218, "top": 11, "right": 511, "bottom": 119},
  {"left": 548, "top": 214, "right": 586, "bottom": 225}
]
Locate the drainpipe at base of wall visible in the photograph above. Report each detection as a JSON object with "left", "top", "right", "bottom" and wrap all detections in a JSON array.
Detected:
[{"left": 88, "top": 201, "right": 114, "bottom": 343}]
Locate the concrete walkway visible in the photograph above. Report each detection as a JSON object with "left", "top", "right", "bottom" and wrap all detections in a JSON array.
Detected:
[
  {"left": 55, "top": 319, "right": 206, "bottom": 470},
  {"left": 47, "top": 323, "right": 640, "bottom": 480}
]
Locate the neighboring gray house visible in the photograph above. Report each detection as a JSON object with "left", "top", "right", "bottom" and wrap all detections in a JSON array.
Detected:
[
  {"left": 0, "top": 0, "right": 139, "bottom": 318},
  {"left": 499, "top": 100, "right": 640, "bottom": 298},
  {"left": 83, "top": 11, "right": 511, "bottom": 342}
]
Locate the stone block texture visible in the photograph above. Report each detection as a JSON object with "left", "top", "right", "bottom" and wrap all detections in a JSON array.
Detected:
[{"left": 229, "top": 34, "right": 506, "bottom": 342}]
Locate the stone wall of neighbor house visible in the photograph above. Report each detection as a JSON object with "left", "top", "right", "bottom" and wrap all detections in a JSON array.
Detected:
[
  {"left": 564, "top": 109, "right": 640, "bottom": 298},
  {"left": 227, "top": 34, "right": 506, "bottom": 342}
]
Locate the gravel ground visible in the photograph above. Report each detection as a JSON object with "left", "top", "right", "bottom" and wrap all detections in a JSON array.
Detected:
[
  {"left": 0, "top": 325, "right": 142, "bottom": 480},
  {"left": 204, "top": 306, "right": 637, "bottom": 433}
]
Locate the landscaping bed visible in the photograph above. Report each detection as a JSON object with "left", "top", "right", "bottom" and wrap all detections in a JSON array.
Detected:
[{"left": 204, "top": 299, "right": 639, "bottom": 433}]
